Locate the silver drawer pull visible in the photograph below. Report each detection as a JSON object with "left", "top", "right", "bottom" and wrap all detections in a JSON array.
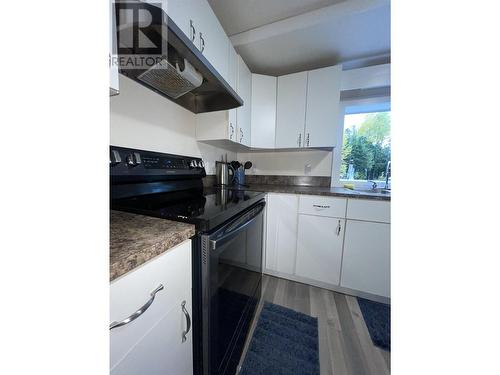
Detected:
[
  {"left": 109, "top": 284, "right": 164, "bottom": 330},
  {"left": 181, "top": 300, "right": 191, "bottom": 342},
  {"left": 313, "top": 204, "right": 330, "bottom": 209}
]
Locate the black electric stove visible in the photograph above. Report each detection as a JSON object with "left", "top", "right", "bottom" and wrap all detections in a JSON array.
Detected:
[{"left": 110, "top": 146, "right": 264, "bottom": 375}]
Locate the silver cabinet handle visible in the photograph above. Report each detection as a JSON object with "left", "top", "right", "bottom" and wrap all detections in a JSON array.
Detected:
[
  {"left": 298, "top": 133, "right": 302, "bottom": 147},
  {"left": 181, "top": 300, "right": 191, "bottom": 343},
  {"left": 336, "top": 220, "right": 342, "bottom": 236},
  {"left": 190, "top": 20, "right": 196, "bottom": 42},
  {"left": 229, "top": 123, "right": 234, "bottom": 140},
  {"left": 306, "top": 133, "right": 310, "bottom": 147},
  {"left": 313, "top": 204, "right": 330, "bottom": 209},
  {"left": 109, "top": 284, "right": 164, "bottom": 330},
  {"left": 199, "top": 32, "right": 205, "bottom": 52},
  {"left": 240, "top": 128, "right": 243, "bottom": 143}
]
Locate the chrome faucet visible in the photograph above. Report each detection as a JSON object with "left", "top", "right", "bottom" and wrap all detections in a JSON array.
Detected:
[
  {"left": 368, "top": 180, "right": 378, "bottom": 190},
  {"left": 385, "top": 161, "right": 391, "bottom": 190}
]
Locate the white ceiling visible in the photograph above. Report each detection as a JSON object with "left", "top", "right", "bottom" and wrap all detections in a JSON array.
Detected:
[
  {"left": 207, "top": 0, "right": 345, "bottom": 36},
  {"left": 208, "top": 0, "right": 390, "bottom": 76}
]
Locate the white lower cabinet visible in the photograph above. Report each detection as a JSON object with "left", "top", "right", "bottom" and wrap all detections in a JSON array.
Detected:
[
  {"left": 265, "top": 193, "right": 298, "bottom": 275},
  {"left": 111, "top": 302, "right": 192, "bottom": 375},
  {"left": 264, "top": 193, "right": 391, "bottom": 300},
  {"left": 295, "top": 215, "right": 345, "bottom": 286},
  {"left": 110, "top": 240, "right": 192, "bottom": 375},
  {"left": 340, "top": 220, "right": 391, "bottom": 298}
]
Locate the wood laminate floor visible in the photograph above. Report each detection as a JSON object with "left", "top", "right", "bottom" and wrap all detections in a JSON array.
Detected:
[{"left": 238, "top": 275, "right": 390, "bottom": 375}]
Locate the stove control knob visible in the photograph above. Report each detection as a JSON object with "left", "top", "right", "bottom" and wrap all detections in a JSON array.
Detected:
[
  {"left": 198, "top": 160, "right": 204, "bottom": 168},
  {"left": 189, "top": 160, "right": 197, "bottom": 169},
  {"left": 110, "top": 150, "right": 122, "bottom": 165},
  {"left": 126, "top": 152, "right": 142, "bottom": 167}
]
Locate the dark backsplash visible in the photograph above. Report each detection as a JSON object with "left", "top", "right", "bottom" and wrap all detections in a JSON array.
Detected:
[
  {"left": 202, "top": 175, "right": 217, "bottom": 188},
  {"left": 203, "top": 175, "right": 331, "bottom": 188}
]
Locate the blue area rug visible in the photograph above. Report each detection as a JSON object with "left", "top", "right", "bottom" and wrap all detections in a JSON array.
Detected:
[
  {"left": 240, "top": 302, "right": 320, "bottom": 375},
  {"left": 357, "top": 297, "right": 391, "bottom": 351}
]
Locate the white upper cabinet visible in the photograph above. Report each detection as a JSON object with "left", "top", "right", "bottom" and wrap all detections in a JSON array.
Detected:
[
  {"left": 305, "top": 65, "right": 341, "bottom": 148},
  {"left": 194, "top": 0, "right": 229, "bottom": 80},
  {"left": 251, "top": 74, "right": 277, "bottom": 148},
  {"left": 227, "top": 44, "right": 238, "bottom": 141},
  {"left": 166, "top": 0, "right": 228, "bottom": 81},
  {"left": 237, "top": 55, "right": 252, "bottom": 146},
  {"left": 276, "top": 65, "right": 341, "bottom": 149},
  {"left": 227, "top": 43, "right": 238, "bottom": 91},
  {"left": 195, "top": 50, "right": 249, "bottom": 145},
  {"left": 165, "top": 0, "right": 196, "bottom": 43},
  {"left": 275, "top": 72, "right": 308, "bottom": 148}
]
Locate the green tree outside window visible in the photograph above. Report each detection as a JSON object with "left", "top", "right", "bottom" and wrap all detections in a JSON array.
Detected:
[{"left": 341, "top": 112, "right": 391, "bottom": 181}]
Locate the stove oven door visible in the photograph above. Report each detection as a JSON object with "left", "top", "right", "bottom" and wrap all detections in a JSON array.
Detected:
[{"left": 201, "top": 200, "right": 265, "bottom": 375}]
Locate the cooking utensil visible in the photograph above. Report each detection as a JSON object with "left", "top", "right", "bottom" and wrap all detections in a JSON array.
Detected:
[
  {"left": 230, "top": 160, "right": 241, "bottom": 170},
  {"left": 244, "top": 161, "right": 252, "bottom": 170}
]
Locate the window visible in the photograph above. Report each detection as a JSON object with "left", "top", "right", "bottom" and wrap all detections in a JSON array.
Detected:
[{"left": 339, "top": 102, "right": 391, "bottom": 187}]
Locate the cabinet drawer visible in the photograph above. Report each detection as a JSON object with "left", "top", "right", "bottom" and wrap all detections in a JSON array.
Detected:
[
  {"left": 110, "top": 240, "right": 191, "bottom": 369},
  {"left": 346, "top": 199, "right": 390, "bottom": 223},
  {"left": 298, "top": 195, "right": 347, "bottom": 218}
]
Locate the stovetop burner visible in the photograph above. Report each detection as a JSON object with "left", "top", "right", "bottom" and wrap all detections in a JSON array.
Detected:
[{"left": 112, "top": 187, "right": 265, "bottom": 232}]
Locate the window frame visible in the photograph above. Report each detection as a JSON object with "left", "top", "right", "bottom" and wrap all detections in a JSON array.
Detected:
[{"left": 331, "top": 96, "right": 391, "bottom": 188}]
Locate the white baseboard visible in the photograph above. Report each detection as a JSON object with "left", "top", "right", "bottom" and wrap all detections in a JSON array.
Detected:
[{"left": 263, "top": 268, "right": 390, "bottom": 305}]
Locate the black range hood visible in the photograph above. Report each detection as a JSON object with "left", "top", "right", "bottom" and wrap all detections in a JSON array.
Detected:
[{"left": 114, "top": 0, "right": 243, "bottom": 113}]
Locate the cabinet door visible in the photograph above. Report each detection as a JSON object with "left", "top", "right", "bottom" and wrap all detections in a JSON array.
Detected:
[
  {"left": 194, "top": 0, "right": 229, "bottom": 80},
  {"left": 265, "top": 194, "right": 298, "bottom": 275},
  {"left": 165, "top": 0, "right": 196, "bottom": 44},
  {"left": 111, "top": 298, "right": 193, "bottom": 375},
  {"left": 227, "top": 44, "right": 238, "bottom": 91},
  {"left": 227, "top": 45, "right": 238, "bottom": 141},
  {"left": 110, "top": 240, "right": 192, "bottom": 371},
  {"left": 305, "top": 65, "right": 341, "bottom": 148},
  {"left": 251, "top": 74, "right": 277, "bottom": 148},
  {"left": 296, "top": 215, "right": 344, "bottom": 285},
  {"left": 341, "top": 220, "right": 390, "bottom": 297},
  {"left": 275, "top": 72, "right": 307, "bottom": 148},
  {"left": 236, "top": 55, "right": 252, "bottom": 146}
]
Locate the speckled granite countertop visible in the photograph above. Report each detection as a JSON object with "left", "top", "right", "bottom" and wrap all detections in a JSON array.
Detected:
[
  {"left": 110, "top": 211, "right": 195, "bottom": 282},
  {"left": 228, "top": 184, "right": 391, "bottom": 201}
]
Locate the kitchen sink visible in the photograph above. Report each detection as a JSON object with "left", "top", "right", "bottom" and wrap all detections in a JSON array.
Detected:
[{"left": 355, "top": 188, "right": 391, "bottom": 195}]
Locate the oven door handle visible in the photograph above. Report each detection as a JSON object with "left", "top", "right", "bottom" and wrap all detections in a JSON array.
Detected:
[{"left": 209, "top": 202, "right": 265, "bottom": 250}]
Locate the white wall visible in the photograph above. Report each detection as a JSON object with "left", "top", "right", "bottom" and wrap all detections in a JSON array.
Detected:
[
  {"left": 237, "top": 150, "right": 332, "bottom": 176},
  {"left": 110, "top": 76, "right": 235, "bottom": 175}
]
